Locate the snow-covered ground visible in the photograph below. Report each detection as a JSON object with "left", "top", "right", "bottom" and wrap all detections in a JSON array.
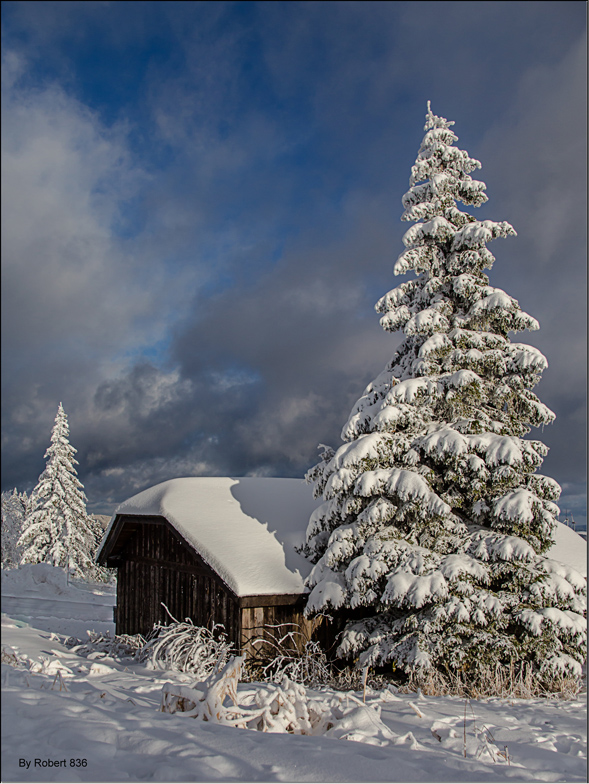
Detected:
[{"left": 2, "top": 561, "right": 586, "bottom": 783}]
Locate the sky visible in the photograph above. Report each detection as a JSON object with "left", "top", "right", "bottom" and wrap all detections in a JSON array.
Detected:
[{"left": 1, "top": 1, "right": 587, "bottom": 525}]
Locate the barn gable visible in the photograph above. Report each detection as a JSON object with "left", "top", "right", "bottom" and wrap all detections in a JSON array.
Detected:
[{"left": 97, "top": 477, "right": 325, "bottom": 654}]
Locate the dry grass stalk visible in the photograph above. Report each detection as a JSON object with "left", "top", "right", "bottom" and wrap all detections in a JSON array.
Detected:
[
  {"left": 142, "top": 615, "right": 233, "bottom": 678},
  {"left": 398, "top": 661, "right": 583, "bottom": 701},
  {"left": 65, "top": 631, "right": 147, "bottom": 659},
  {"left": 51, "top": 670, "right": 68, "bottom": 692},
  {"left": 243, "top": 623, "right": 332, "bottom": 686}
]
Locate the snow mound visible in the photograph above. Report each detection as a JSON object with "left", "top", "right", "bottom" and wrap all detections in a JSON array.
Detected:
[
  {"left": 546, "top": 523, "right": 587, "bottom": 577},
  {"left": 2, "top": 563, "right": 67, "bottom": 596},
  {"left": 1, "top": 563, "right": 112, "bottom": 604}
]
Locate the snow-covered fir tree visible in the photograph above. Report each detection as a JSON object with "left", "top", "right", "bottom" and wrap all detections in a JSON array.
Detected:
[
  {"left": 303, "top": 104, "right": 586, "bottom": 688},
  {"left": 18, "top": 403, "right": 109, "bottom": 581},
  {"left": 1, "top": 489, "right": 29, "bottom": 568}
]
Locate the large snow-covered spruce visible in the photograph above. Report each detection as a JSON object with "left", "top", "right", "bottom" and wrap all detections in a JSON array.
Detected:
[
  {"left": 302, "top": 104, "right": 586, "bottom": 683},
  {"left": 18, "top": 403, "right": 108, "bottom": 581}
]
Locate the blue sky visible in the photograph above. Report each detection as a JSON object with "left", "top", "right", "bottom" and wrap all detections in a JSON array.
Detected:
[{"left": 1, "top": 1, "right": 586, "bottom": 526}]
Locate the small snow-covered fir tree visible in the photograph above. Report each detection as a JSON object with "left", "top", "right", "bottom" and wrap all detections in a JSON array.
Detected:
[
  {"left": 1, "top": 489, "right": 29, "bottom": 568},
  {"left": 303, "top": 104, "right": 586, "bottom": 688},
  {"left": 18, "top": 403, "right": 108, "bottom": 581}
]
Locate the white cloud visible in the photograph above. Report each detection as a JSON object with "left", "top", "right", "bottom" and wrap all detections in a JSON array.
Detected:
[
  {"left": 2, "top": 57, "right": 149, "bottom": 361},
  {"left": 1, "top": 49, "right": 208, "bottom": 459}
]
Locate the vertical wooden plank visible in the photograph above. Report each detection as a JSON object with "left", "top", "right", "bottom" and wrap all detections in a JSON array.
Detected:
[
  {"left": 253, "top": 606, "right": 264, "bottom": 639},
  {"left": 156, "top": 565, "right": 162, "bottom": 628},
  {"left": 212, "top": 583, "right": 218, "bottom": 628},
  {"left": 235, "top": 600, "right": 241, "bottom": 654},
  {"left": 181, "top": 570, "right": 186, "bottom": 622},
  {"left": 157, "top": 565, "right": 163, "bottom": 626},
  {"left": 129, "top": 560, "right": 134, "bottom": 634},
  {"left": 188, "top": 573, "right": 195, "bottom": 625},
  {"left": 128, "top": 561, "right": 133, "bottom": 634},
  {"left": 152, "top": 564, "right": 159, "bottom": 633},
  {"left": 228, "top": 596, "right": 237, "bottom": 650},
  {"left": 116, "top": 561, "right": 122, "bottom": 634},
  {"left": 150, "top": 563, "right": 156, "bottom": 635},
  {"left": 140, "top": 561, "right": 145, "bottom": 635},
  {"left": 137, "top": 561, "right": 142, "bottom": 634},
  {"left": 180, "top": 572, "right": 187, "bottom": 623},
  {"left": 140, "top": 563, "right": 149, "bottom": 634},
  {"left": 170, "top": 567, "right": 176, "bottom": 625},
  {"left": 164, "top": 566, "right": 169, "bottom": 625},
  {"left": 205, "top": 576, "right": 211, "bottom": 627},
  {"left": 197, "top": 574, "right": 203, "bottom": 628},
  {"left": 117, "top": 561, "right": 124, "bottom": 634},
  {"left": 224, "top": 592, "right": 231, "bottom": 643},
  {"left": 267, "top": 605, "right": 275, "bottom": 639},
  {"left": 195, "top": 573, "right": 200, "bottom": 627},
  {"left": 121, "top": 562, "right": 127, "bottom": 633},
  {"left": 221, "top": 591, "right": 227, "bottom": 635},
  {"left": 138, "top": 560, "right": 142, "bottom": 635},
  {"left": 137, "top": 561, "right": 142, "bottom": 635},
  {"left": 240, "top": 607, "right": 250, "bottom": 654},
  {"left": 134, "top": 559, "right": 139, "bottom": 634}
]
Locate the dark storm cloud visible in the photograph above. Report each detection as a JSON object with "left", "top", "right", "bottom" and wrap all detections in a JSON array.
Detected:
[
  {"left": 478, "top": 35, "right": 587, "bottom": 486},
  {"left": 78, "top": 207, "right": 400, "bottom": 506},
  {"left": 1, "top": 2, "right": 585, "bottom": 518}
]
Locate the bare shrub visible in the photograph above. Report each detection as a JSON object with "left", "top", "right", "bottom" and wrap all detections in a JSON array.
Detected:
[
  {"left": 243, "top": 623, "right": 332, "bottom": 686},
  {"left": 1, "top": 647, "right": 24, "bottom": 667}
]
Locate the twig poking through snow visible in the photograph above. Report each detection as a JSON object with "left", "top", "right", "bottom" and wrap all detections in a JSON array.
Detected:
[{"left": 409, "top": 701, "right": 424, "bottom": 718}]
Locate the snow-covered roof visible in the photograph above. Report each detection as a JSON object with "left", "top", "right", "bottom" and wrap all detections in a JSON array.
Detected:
[
  {"left": 99, "top": 476, "right": 586, "bottom": 598},
  {"left": 101, "top": 477, "right": 321, "bottom": 598}
]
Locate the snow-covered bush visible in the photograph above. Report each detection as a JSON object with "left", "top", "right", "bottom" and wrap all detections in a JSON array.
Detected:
[
  {"left": 18, "top": 404, "right": 110, "bottom": 583},
  {"left": 161, "top": 655, "right": 410, "bottom": 746},
  {"left": 302, "top": 103, "right": 586, "bottom": 693},
  {"left": 141, "top": 614, "right": 233, "bottom": 679},
  {"left": 63, "top": 615, "right": 232, "bottom": 679},
  {"left": 65, "top": 631, "right": 147, "bottom": 660}
]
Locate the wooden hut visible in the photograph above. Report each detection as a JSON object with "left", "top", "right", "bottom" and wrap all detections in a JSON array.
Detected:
[{"left": 96, "top": 477, "right": 329, "bottom": 657}]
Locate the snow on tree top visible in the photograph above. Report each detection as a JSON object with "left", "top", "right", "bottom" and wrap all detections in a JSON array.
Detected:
[{"left": 103, "top": 477, "right": 321, "bottom": 597}]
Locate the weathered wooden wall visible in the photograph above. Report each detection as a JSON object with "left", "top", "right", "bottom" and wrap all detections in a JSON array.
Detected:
[
  {"left": 239, "top": 601, "right": 334, "bottom": 661},
  {"left": 114, "top": 519, "right": 240, "bottom": 643},
  {"left": 106, "top": 515, "right": 337, "bottom": 660}
]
